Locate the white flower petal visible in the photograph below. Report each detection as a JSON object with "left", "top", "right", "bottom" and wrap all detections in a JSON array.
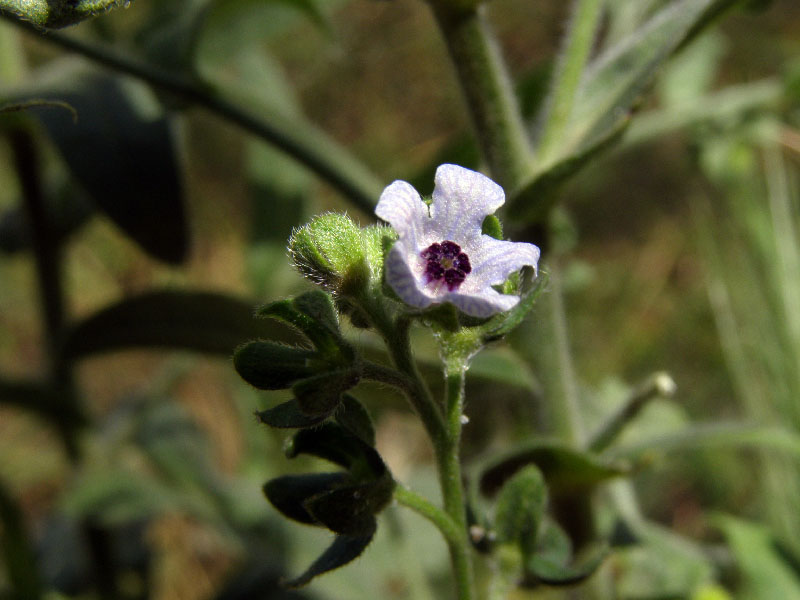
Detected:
[
  {"left": 375, "top": 180, "right": 428, "bottom": 250},
  {"left": 376, "top": 165, "right": 541, "bottom": 318},
  {"left": 467, "top": 237, "right": 540, "bottom": 288},
  {"left": 384, "top": 242, "right": 435, "bottom": 309},
  {"left": 430, "top": 164, "right": 505, "bottom": 241},
  {"left": 447, "top": 288, "right": 520, "bottom": 318}
]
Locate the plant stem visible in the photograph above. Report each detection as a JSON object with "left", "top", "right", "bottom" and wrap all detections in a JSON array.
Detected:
[
  {"left": 430, "top": 3, "right": 533, "bottom": 192},
  {"left": 3, "top": 16, "right": 384, "bottom": 215},
  {"left": 537, "top": 0, "right": 604, "bottom": 162},
  {"left": 394, "top": 485, "right": 462, "bottom": 546},
  {"left": 366, "top": 295, "right": 474, "bottom": 599},
  {"left": 437, "top": 367, "right": 475, "bottom": 600},
  {"left": 9, "top": 128, "right": 118, "bottom": 600}
]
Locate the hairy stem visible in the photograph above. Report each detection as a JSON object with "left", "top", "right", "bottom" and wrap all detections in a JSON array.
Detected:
[
  {"left": 437, "top": 367, "right": 475, "bottom": 600},
  {"left": 430, "top": 3, "right": 533, "bottom": 192},
  {"left": 3, "top": 16, "right": 384, "bottom": 214}
]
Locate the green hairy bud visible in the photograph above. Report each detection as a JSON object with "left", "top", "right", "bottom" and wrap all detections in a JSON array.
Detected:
[{"left": 289, "top": 214, "right": 392, "bottom": 298}]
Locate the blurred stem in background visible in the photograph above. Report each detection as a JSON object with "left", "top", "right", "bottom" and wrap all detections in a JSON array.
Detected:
[
  {"left": 429, "top": 1, "right": 534, "bottom": 193},
  {"left": 1, "top": 16, "right": 385, "bottom": 215}
]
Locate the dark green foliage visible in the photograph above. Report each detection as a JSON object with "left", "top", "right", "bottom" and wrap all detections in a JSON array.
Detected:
[
  {"left": 62, "top": 291, "right": 298, "bottom": 359},
  {"left": 479, "top": 441, "right": 625, "bottom": 498},
  {"left": 23, "top": 68, "right": 187, "bottom": 264},
  {"left": 264, "top": 422, "right": 394, "bottom": 587}
]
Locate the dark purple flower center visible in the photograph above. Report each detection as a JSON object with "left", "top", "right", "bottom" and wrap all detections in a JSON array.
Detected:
[{"left": 421, "top": 241, "right": 472, "bottom": 291}]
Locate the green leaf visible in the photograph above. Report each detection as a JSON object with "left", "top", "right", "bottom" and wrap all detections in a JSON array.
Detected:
[
  {"left": 479, "top": 441, "right": 626, "bottom": 498},
  {"left": 713, "top": 515, "right": 800, "bottom": 599},
  {"left": 62, "top": 290, "right": 299, "bottom": 359},
  {"left": 494, "top": 465, "right": 547, "bottom": 549},
  {"left": 256, "top": 399, "right": 327, "bottom": 429},
  {"left": 0, "top": 481, "right": 43, "bottom": 599},
  {"left": 505, "top": 120, "right": 628, "bottom": 224},
  {"left": 292, "top": 369, "right": 360, "bottom": 417},
  {"left": 264, "top": 472, "right": 350, "bottom": 525},
  {"left": 258, "top": 291, "right": 345, "bottom": 358},
  {"left": 608, "top": 422, "right": 800, "bottom": 461},
  {"left": 284, "top": 532, "right": 375, "bottom": 589},
  {"left": 480, "top": 271, "right": 549, "bottom": 343},
  {"left": 21, "top": 64, "right": 187, "bottom": 264},
  {"left": 524, "top": 542, "right": 608, "bottom": 587},
  {"left": 304, "top": 482, "right": 385, "bottom": 536},
  {"left": 288, "top": 423, "right": 385, "bottom": 478},
  {"left": 568, "top": 0, "right": 738, "bottom": 152},
  {"left": 0, "top": 0, "right": 129, "bottom": 29},
  {"left": 234, "top": 341, "right": 316, "bottom": 390},
  {"left": 335, "top": 394, "right": 375, "bottom": 447}
]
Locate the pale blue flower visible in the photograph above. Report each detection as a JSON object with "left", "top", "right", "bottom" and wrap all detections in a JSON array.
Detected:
[{"left": 375, "top": 164, "right": 540, "bottom": 318}]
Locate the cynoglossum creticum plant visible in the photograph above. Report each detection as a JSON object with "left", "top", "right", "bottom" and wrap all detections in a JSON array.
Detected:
[{"left": 234, "top": 164, "right": 622, "bottom": 599}]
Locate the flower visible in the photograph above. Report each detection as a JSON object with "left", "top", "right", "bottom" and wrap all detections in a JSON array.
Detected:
[{"left": 375, "top": 164, "right": 540, "bottom": 318}]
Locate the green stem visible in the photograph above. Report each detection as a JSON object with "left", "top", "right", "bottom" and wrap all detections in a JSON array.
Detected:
[
  {"left": 588, "top": 372, "right": 676, "bottom": 453},
  {"left": 3, "top": 16, "right": 384, "bottom": 214},
  {"left": 537, "top": 0, "right": 604, "bottom": 162},
  {"left": 538, "top": 262, "right": 585, "bottom": 446},
  {"left": 9, "top": 128, "right": 118, "bottom": 600},
  {"left": 430, "top": 3, "right": 533, "bottom": 191},
  {"left": 366, "top": 295, "right": 474, "bottom": 599},
  {"left": 437, "top": 367, "right": 475, "bottom": 600},
  {"left": 394, "top": 485, "right": 462, "bottom": 547}
]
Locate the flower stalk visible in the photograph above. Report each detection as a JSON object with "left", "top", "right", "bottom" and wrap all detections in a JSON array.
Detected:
[{"left": 429, "top": 3, "right": 533, "bottom": 192}]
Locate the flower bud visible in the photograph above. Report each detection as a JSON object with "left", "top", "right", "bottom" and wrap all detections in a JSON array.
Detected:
[{"left": 289, "top": 213, "right": 369, "bottom": 296}]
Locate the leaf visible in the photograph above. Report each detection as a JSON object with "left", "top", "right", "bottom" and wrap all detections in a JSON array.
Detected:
[
  {"left": 284, "top": 531, "right": 375, "bottom": 589},
  {"left": 288, "top": 423, "right": 385, "bottom": 477},
  {"left": 524, "top": 542, "right": 608, "bottom": 587},
  {"left": 304, "top": 484, "right": 382, "bottom": 536},
  {"left": 505, "top": 120, "right": 628, "bottom": 224},
  {"left": 608, "top": 422, "right": 800, "bottom": 461},
  {"left": 0, "top": 0, "right": 130, "bottom": 29},
  {"left": 264, "top": 473, "right": 350, "bottom": 525},
  {"left": 258, "top": 292, "right": 345, "bottom": 358},
  {"left": 234, "top": 341, "right": 316, "bottom": 390},
  {"left": 479, "top": 441, "right": 626, "bottom": 498},
  {"left": 568, "top": 0, "right": 738, "bottom": 151},
  {"left": 494, "top": 465, "right": 547, "bottom": 549},
  {"left": 292, "top": 369, "right": 359, "bottom": 417},
  {"left": 62, "top": 290, "right": 300, "bottom": 359},
  {"left": 256, "top": 399, "right": 328, "bottom": 429},
  {"left": 22, "top": 64, "right": 187, "bottom": 264},
  {"left": 480, "top": 271, "right": 549, "bottom": 342},
  {"left": 713, "top": 515, "right": 800, "bottom": 599},
  {"left": 335, "top": 395, "right": 375, "bottom": 447}
]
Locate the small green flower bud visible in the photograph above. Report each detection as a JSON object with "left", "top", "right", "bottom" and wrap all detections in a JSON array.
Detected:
[{"left": 289, "top": 213, "right": 370, "bottom": 296}]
